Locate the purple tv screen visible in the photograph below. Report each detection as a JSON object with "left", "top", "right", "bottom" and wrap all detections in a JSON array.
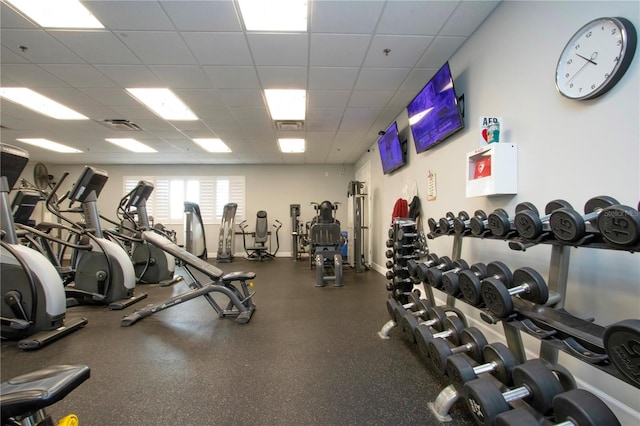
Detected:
[
  {"left": 407, "top": 62, "right": 464, "bottom": 153},
  {"left": 377, "top": 121, "right": 405, "bottom": 175}
]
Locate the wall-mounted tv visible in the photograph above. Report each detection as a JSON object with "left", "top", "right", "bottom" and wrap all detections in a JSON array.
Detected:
[
  {"left": 407, "top": 62, "right": 464, "bottom": 154},
  {"left": 377, "top": 121, "right": 406, "bottom": 175}
]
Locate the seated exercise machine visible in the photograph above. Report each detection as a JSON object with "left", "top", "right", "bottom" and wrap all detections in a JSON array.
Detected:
[
  {"left": 184, "top": 201, "right": 207, "bottom": 260},
  {"left": 309, "top": 201, "right": 343, "bottom": 287},
  {"left": 0, "top": 143, "right": 87, "bottom": 350},
  {"left": 121, "top": 181, "right": 257, "bottom": 326},
  {"left": 38, "top": 166, "right": 147, "bottom": 309},
  {"left": 0, "top": 364, "right": 90, "bottom": 426},
  {"left": 239, "top": 211, "right": 282, "bottom": 261},
  {"left": 217, "top": 202, "right": 237, "bottom": 263}
]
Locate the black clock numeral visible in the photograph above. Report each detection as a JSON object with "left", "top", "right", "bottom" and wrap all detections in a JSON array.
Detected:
[
  {"left": 611, "top": 28, "right": 618, "bottom": 36},
  {"left": 614, "top": 55, "right": 620, "bottom": 63},
  {"left": 586, "top": 31, "right": 592, "bottom": 38},
  {"left": 617, "top": 39, "right": 622, "bottom": 46},
  {"left": 591, "top": 84, "right": 596, "bottom": 89},
  {"left": 565, "top": 72, "right": 570, "bottom": 78},
  {"left": 574, "top": 43, "right": 580, "bottom": 50},
  {"left": 566, "top": 59, "right": 573, "bottom": 65},
  {"left": 605, "top": 72, "right": 610, "bottom": 79},
  {"left": 570, "top": 83, "right": 574, "bottom": 88}
]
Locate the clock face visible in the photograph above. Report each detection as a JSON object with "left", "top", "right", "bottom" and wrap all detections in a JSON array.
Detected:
[{"left": 555, "top": 17, "right": 637, "bottom": 100}]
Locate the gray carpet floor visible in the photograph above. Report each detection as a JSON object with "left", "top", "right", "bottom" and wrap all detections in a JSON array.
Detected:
[{"left": 1, "top": 257, "right": 475, "bottom": 425}]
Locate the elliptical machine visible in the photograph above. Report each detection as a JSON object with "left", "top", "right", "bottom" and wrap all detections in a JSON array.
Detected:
[
  {"left": 44, "top": 166, "right": 146, "bottom": 309},
  {"left": 0, "top": 143, "right": 87, "bottom": 350}
]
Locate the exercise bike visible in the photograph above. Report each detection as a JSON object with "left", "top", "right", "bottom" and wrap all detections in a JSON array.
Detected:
[
  {"left": 0, "top": 364, "right": 90, "bottom": 426},
  {"left": 238, "top": 211, "right": 282, "bottom": 261},
  {"left": 0, "top": 143, "right": 87, "bottom": 350}
]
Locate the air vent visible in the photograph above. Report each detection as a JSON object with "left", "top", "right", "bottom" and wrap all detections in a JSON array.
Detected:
[
  {"left": 97, "top": 119, "right": 143, "bottom": 131},
  {"left": 275, "top": 120, "right": 304, "bottom": 131}
]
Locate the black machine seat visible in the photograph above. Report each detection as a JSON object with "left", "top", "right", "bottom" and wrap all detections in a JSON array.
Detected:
[
  {"left": 143, "top": 230, "right": 255, "bottom": 282},
  {"left": 0, "top": 365, "right": 90, "bottom": 420},
  {"left": 310, "top": 222, "right": 342, "bottom": 248}
]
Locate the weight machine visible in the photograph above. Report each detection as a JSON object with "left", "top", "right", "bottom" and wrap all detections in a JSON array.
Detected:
[
  {"left": 347, "top": 181, "right": 369, "bottom": 272},
  {"left": 309, "top": 201, "right": 343, "bottom": 287},
  {"left": 290, "top": 204, "right": 310, "bottom": 261},
  {"left": 217, "top": 203, "right": 237, "bottom": 263},
  {"left": 238, "top": 210, "right": 282, "bottom": 261},
  {"left": 184, "top": 201, "right": 207, "bottom": 259}
]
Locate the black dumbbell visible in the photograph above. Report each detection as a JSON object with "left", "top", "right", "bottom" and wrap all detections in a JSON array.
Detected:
[
  {"left": 442, "top": 262, "right": 487, "bottom": 297},
  {"left": 447, "top": 342, "right": 518, "bottom": 388},
  {"left": 414, "top": 315, "right": 467, "bottom": 360},
  {"left": 481, "top": 267, "right": 549, "bottom": 318},
  {"left": 453, "top": 210, "right": 488, "bottom": 235},
  {"left": 439, "top": 211, "right": 469, "bottom": 234},
  {"left": 407, "top": 253, "right": 439, "bottom": 278},
  {"left": 487, "top": 202, "right": 538, "bottom": 238},
  {"left": 427, "top": 217, "right": 441, "bottom": 234},
  {"left": 494, "top": 388, "right": 621, "bottom": 426},
  {"left": 549, "top": 196, "right": 620, "bottom": 243},
  {"left": 385, "top": 239, "right": 395, "bottom": 248},
  {"left": 396, "top": 228, "right": 418, "bottom": 242},
  {"left": 597, "top": 204, "right": 640, "bottom": 247},
  {"left": 393, "top": 295, "right": 431, "bottom": 332},
  {"left": 385, "top": 291, "right": 422, "bottom": 323},
  {"left": 416, "top": 256, "right": 452, "bottom": 283},
  {"left": 427, "top": 327, "right": 488, "bottom": 375},
  {"left": 514, "top": 199, "right": 573, "bottom": 240},
  {"left": 464, "top": 359, "right": 566, "bottom": 426},
  {"left": 458, "top": 261, "right": 512, "bottom": 307},
  {"left": 469, "top": 213, "right": 491, "bottom": 236},
  {"left": 400, "top": 305, "right": 450, "bottom": 342},
  {"left": 427, "top": 259, "right": 468, "bottom": 289}
]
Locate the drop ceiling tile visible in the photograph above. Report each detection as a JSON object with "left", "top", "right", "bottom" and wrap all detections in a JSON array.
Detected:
[
  {"left": 256, "top": 67, "right": 307, "bottom": 89},
  {"left": 106, "top": 105, "right": 163, "bottom": 120},
  {"left": 247, "top": 34, "right": 309, "bottom": 66},
  {"left": 228, "top": 107, "right": 271, "bottom": 121},
  {"left": 363, "top": 35, "right": 433, "bottom": 68},
  {"left": 32, "top": 87, "right": 102, "bottom": 107},
  {"left": 40, "top": 64, "right": 118, "bottom": 88},
  {"left": 160, "top": 0, "right": 241, "bottom": 31},
  {"left": 0, "top": 46, "right": 29, "bottom": 64},
  {"left": 192, "top": 106, "right": 235, "bottom": 121},
  {"left": 172, "top": 121, "right": 210, "bottom": 132},
  {"left": 440, "top": 1, "right": 500, "bottom": 36},
  {"left": 0, "top": 63, "right": 69, "bottom": 87},
  {"left": 387, "top": 90, "right": 419, "bottom": 108},
  {"left": 203, "top": 66, "right": 260, "bottom": 89},
  {"left": 79, "top": 88, "right": 141, "bottom": 106},
  {"left": 307, "top": 90, "right": 350, "bottom": 108},
  {"left": 48, "top": 30, "right": 140, "bottom": 64},
  {"left": 415, "top": 36, "right": 467, "bottom": 68},
  {"left": 1, "top": 29, "right": 83, "bottom": 64},
  {"left": 348, "top": 91, "right": 394, "bottom": 108},
  {"left": 129, "top": 119, "right": 176, "bottom": 132},
  {"left": 342, "top": 107, "right": 382, "bottom": 122},
  {"left": 202, "top": 119, "right": 242, "bottom": 132},
  {"left": 310, "top": 34, "right": 370, "bottom": 67},
  {"left": 1, "top": 2, "right": 37, "bottom": 29},
  {"left": 87, "top": 1, "right": 174, "bottom": 31},
  {"left": 401, "top": 68, "right": 438, "bottom": 91},
  {"left": 308, "top": 68, "right": 359, "bottom": 90},
  {"left": 305, "top": 120, "right": 340, "bottom": 132},
  {"left": 219, "top": 89, "right": 264, "bottom": 107},
  {"left": 94, "top": 65, "right": 164, "bottom": 87},
  {"left": 377, "top": 1, "right": 459, "bottom": 35},
  {"left": 355, "top": 68, "right": 410, "bottom": 91},
  {"left": 116, "top": 31, "right": 197, "bottom": 65},
  {"left": 311, "top": 1, "right": 384, "bottom": 33},
  {"left": 176, "top": 89, "right": 226, "bottom": 107},
  {"left": 149, "top": 65, "right": 213, "bottom": 88},
  {"left": 181, "top": 32, "right": 253, "bottom": 65},
  {"left": 307, "top": 107, "right": 344, "bottom": 121}
]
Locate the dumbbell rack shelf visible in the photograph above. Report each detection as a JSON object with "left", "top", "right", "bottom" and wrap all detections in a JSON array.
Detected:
[{"left": 426, "top": 226, "right": 640, "bottom": 390}]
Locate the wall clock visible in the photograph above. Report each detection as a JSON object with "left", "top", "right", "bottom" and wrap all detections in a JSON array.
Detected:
[{"left": 555, "top": 17, "right": 637, "bottom": 100}]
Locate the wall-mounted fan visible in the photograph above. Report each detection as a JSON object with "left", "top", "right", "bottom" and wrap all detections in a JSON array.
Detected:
[{"left": 33, "top": 162, "right": 55, "bottom": 190}]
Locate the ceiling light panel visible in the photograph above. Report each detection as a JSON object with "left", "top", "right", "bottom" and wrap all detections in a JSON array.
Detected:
[
  {"left": 264, "top": 89, "right": 306, "bottom": 120},
  {"left": 278, "top": 138, "right": 305, "bottom": 153},
  {"left": 192, "top": 138, "right": 232, "bottom": 153},
  {"left": 125, "top": 88, "right": 198, "bottom": 121},
  {"left": 5, "top": 0, "right": 104, "bottom": 28},
  {"left": 238, "top": 0, "right": 308, "bottom": 32},
  {"left": 105, "top": 138, "right": 157, "bottom": 153},
  {"left": 0, "top": 88, "right": 89, "bottom": 120},
  {"left": 17, "top": 138, "right": 82, "bottom": 153}
]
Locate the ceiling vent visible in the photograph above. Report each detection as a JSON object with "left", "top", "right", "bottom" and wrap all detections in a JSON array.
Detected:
[
  {"left": 275, "top": 120, "right": 304, "bottom": 131},
  {"left": 97, "top": 119, "right": 143, "bottom": 131}
]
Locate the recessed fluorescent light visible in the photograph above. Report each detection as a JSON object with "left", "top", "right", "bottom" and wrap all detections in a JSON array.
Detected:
[
  {"left": 17, "top": 138, "right": 82, "bottom": 153},
  {"left": 192, "top": 139, "right": 232, "bottom": 153},
  {"left": 0, "top": 88, "right": 89, "bottom": 120},
  {"left": 5, "top": 0, "right": 104, "bottom": 28},
  {"left": 265, "top": 89, "right": 306, "bottom": 120},
  {"left": 126, "top": 88, "right": 198, "bottom": 121},
  {"left": 105, "top": 138, "right": 157, "bottom": 153},
  {"left": 278, "top": 138, "right": 305, "bottom": 153},
  {"left": 238, "top": 0, "right": 307, "bottom": 31}
]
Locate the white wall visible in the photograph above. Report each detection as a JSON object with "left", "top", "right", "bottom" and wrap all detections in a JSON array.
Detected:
[
  {"left": 23, "top": 162, "right": 354, "bottom": 257},
  {"left": 356, "top": 1, "right": 639, "bottom": 423}
]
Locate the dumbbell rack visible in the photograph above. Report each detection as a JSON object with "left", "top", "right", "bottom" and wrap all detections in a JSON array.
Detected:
[{"left": 426, "top": 222, "right": 639, "bottom": 390}]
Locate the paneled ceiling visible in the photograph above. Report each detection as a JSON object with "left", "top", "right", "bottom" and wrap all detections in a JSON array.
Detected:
[{"left": 0, "top": 0, "right": 499, "bottom": 165}]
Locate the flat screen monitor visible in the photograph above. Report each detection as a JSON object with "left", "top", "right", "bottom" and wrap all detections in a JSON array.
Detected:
[
  {"left": 11, "top": 190, "right": 40, "bottom": 225},
  {"left": 377, "top": 121, "right": 406, "bottom": 175},
  {"left": 68, "top": 166, "right": 109, "bottom": 202},
  {"left": 0, "top": 144, "right": 29, "bottom": 189},
  {"left": 407, "top": 62, "right": 464, "bottom": 154}
]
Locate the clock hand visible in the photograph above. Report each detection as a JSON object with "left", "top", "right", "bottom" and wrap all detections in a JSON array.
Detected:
[
  {"left": 567, "top": 61, "right": 591, "bottom": 84},
  {"left": 575, "top": 52, "right": 598, "bottom": 65}
]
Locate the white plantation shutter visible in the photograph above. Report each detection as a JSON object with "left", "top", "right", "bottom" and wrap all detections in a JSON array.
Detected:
[{"left": 124, "top": 176, "right": 244, "bottom": 224}]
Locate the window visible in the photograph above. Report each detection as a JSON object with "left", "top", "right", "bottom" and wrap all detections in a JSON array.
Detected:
[{"left": 123, "top": 176, "right": 245, "bottom": 224}]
